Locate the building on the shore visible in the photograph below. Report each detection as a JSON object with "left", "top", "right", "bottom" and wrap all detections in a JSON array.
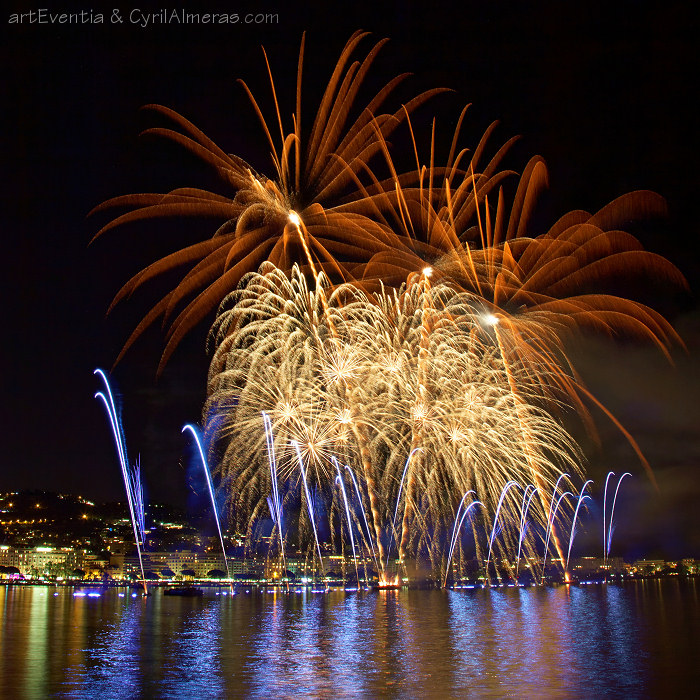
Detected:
[
  {"left": 0, "top": 545, "right": 107, "bottom": 577},
  {"left": 108, "top": 551, "right": 221, "bottom": 579},
  {"left": 108, "top": 550, "right": 266, "bottom": 579},
  {"left": 3, "top": 540, "right": 696, "bottom": 582},
  {"left": 569, "top": 556, "right": 626, "bottom": 575},
  {"left": 629, "top": 559, "right": 667, "bottom": 575},
  {"left": 680, "top": 558, "right": 699, "bottom": 574},
  {"left": 264, "top": 556, "right": 319, "bottom": 580}
]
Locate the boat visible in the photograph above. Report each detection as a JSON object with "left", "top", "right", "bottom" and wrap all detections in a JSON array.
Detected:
[
  {"left": 372, "top": 579, "right": 403, "bottom": 590},
  {"left": 163, "top": 586, "right": 203, "bottom": 597}
]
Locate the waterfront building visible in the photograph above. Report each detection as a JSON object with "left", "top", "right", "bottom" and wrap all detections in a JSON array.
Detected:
[
  {"left": 630, "top": 559, "right": 667, "bottom": 575},
  {"left": 0, "top": 545, "right": 106, "bottom": 577},
  {"left": 108, "top": 550, "right": 238, "bottom": 579},
  {"left": 680, "top": 558, "right": 699, "bottom": 574},
  {"left": 570, "top": 556, "right": 626, "bottom": 575}
]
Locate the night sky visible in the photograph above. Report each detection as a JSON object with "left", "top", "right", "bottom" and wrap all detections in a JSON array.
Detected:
[{"left": 2, "top": 0, "right": 698, "bottom": 558}]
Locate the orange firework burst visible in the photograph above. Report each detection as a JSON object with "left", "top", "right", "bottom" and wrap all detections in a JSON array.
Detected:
[
  {"left": 357, "top": 119, "right": 685, "bottom": 362},
  {"left": 91, "top": 31, "right": 449, "bottom": 371}
]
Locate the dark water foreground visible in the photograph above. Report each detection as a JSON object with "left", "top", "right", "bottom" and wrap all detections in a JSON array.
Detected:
[{"left": 0, "top": 580, "right": 697, "bottom": 698}]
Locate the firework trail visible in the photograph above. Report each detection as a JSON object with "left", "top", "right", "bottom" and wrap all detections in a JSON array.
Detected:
[
  {"left": 90, "top": 32, "right": 447, "bottom": 371},
  {"left": 94, "top": 369, "right": 148, "bottom": 593},
  {"left": 183, "top": 424, "right": 231, "bottom": 582}
]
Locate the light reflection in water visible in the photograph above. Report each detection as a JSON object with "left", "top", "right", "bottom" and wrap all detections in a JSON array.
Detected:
[
  {"left": 161, "top": 603, "right": 226, "bottom": 699},
  {"left": 26, "top": 586, "right": 49, "bottom": 697},
  {"left": 65, "top": 592, "right": 146, "bottom": 697},
  {"left": 248, "top": 589, "right": 359, "bottom": 697},
  {"left": 0, "top": 582, "right": 696, "bottom": 698}
]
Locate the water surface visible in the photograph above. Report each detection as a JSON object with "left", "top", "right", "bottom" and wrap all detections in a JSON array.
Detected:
[{"left": 0, "top": 580, "right": 697, "bottom": 698}]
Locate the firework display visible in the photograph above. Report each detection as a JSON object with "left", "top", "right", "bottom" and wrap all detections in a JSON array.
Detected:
[
  {"left": 206, "top": 264, "right": 583, "bottom": 578},
  {"left": 96, "top": 32, "right": 684, "bottom": 581}
]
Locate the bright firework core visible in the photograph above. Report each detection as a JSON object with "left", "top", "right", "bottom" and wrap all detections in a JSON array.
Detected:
[{"left": 483, "top": 313, "right": 499, "bottom": 326}]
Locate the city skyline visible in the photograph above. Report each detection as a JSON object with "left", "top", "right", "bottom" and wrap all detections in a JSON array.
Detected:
[{"left": 1, "top": 487, "right": 696, "bottom": 582}]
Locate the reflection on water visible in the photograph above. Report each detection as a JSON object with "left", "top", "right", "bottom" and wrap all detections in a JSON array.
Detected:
[{"left": 0, "top": 580, "right": 697, "bottom": 698}]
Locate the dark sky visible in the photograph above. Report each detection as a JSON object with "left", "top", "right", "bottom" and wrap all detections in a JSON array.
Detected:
[{"left": 2, "top": 0, "right": 698, "bottom": 558}]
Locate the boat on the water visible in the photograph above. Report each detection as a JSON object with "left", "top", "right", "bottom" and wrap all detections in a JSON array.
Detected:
[
  {"left": 372, "top": 580, "right": 403, "bottom": 591},
  {"left": 163, "top": 586, "right": 203, "bottom": 597}
]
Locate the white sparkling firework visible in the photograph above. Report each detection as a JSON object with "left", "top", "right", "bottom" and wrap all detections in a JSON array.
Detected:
[{"left": 206, "top": 263, "right": 583, "bottom": 577}]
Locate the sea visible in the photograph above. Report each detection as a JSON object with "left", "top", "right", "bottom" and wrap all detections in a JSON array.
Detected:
[{"left": 0, "top": 579, "right": 697, "bottom": 698}]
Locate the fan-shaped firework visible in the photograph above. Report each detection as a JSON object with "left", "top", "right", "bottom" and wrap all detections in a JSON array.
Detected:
[
  {"left": 206, "top": 263, "right": 582, "bottom": 577},
  {"left": 91, "top": 31, "right": 454, "bottom": 370},
  {"left": 359, "top": 131, "right": 685, "bottom": 383}
]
